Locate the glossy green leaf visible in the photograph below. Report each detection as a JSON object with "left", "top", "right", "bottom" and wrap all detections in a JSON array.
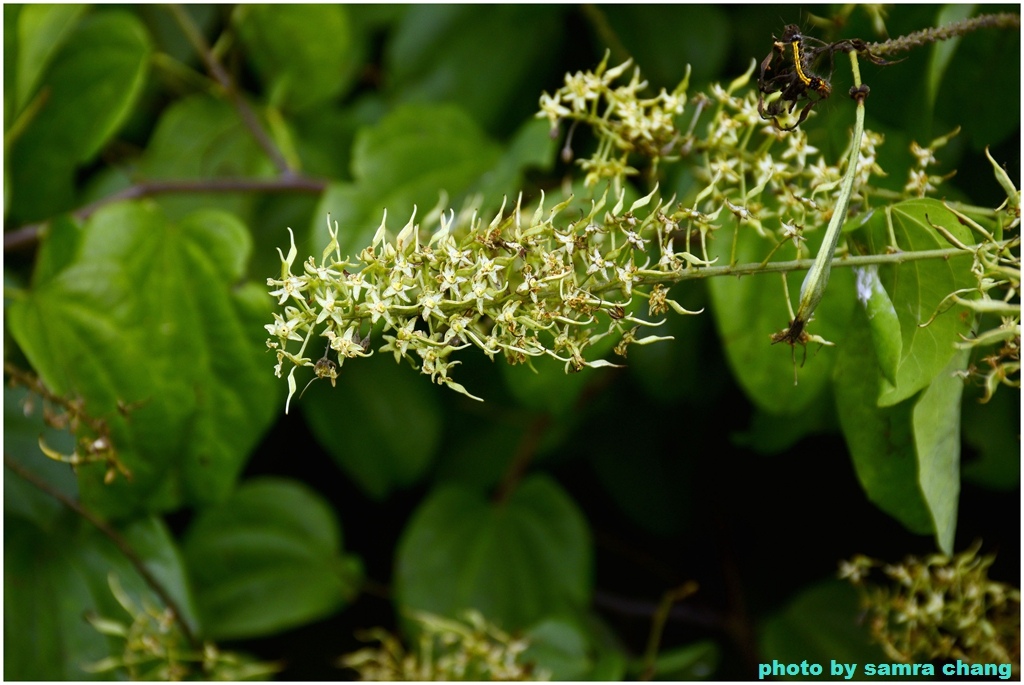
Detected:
[
  {"left": 235, "top": 5, "right": 358, "bottom": 111},
  {"left": 708, "top": 220, "right": 856, "bottom": 415},
  {"left": 386, "top": 5, "right": 564, "bottom": 131},
  {"left": 863, "top": 199, "right": 976, "bottom": 407},
  {"left": 395, "top": 475, "right": 592, "bottom": 631},
  {"left": 8, "top": 10, "right": 150, "bottom": 222},
  {"left": 311, "top": 103, "right": 503, "bottom": 257},
  {"left": 302, "top": 353, "right": 442, "bottom": 500},
  {"left": 835, "top": 302, "right": 971, "bottom": 553},
  {"left": 854, "top": 265, "right": 902, "bottom": 386},
  {"left": 834, "top": 306, "right": 934, "bottom": 535},
  {"left": 139, "top": 94, "right": 275, "bottom": 222},
  {"left": 912, "top": 348, "right": 970, "bottom": 555},
  {"left": 6, "top": 202, "right": 277, "bottom": 518},
  {"left": 182, "top": 477, "right": 361, "bottom": 640},
  {"left": 4, "top": 513, "right": 198, "bottom": 680},
  {"left": 759, "top": 580, "right": 888, "bottom": 680},
  {"left": 11, "top": 3, "right": 86, "bottom": 113}
]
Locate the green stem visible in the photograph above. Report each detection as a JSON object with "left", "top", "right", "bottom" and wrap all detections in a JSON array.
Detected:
[{"left": 793, "top": 51, "right": 866, "bottom": 326}]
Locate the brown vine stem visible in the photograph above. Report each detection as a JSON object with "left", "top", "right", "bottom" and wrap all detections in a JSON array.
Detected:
[
  {"left": 4, "top": 175, "right": 327, "bottom": 253},
  {"left": 867, "top": 12, "right": 1020, "bottom": 56},
  {"left": 4, "top": 454, "right": 202, "bottom": 650},
  {"left": 167, "top": 4, "right": 292, "bottom": 175}
]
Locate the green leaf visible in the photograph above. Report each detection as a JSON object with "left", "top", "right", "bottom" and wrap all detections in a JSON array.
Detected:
[
  {"left": 759, "top": 580, "right": 888, "bottom": 680},
  {"left": 8, "top": 10, "right": 150, "bottom": 222},
  {"left": 5, "top": 515, "right": 107, "bottom": 680},
  {"left": 912, "top": 347, "right": 970, "bottom": 555},
  {"left": 854, "top": 265, "right": 903, "bottom": 386},
  {"left": 4, "top": 513, "right": 198, "bottom": 680},
  {"left": 833, "top": 306, "right": 934, "bottom": 536},
  {"left": 640, "top": 640, "right": 719, "bottom": 680},
  {"left": 835, "top": 312, "right": 972, "bottom": 553},
  {"left": 182, "top": 477, "right": 361, "bottom": 640},
  {"left": 234, "top": 5, "right": 359, "bottom": 111},
  {"left": 863, "top": 200, "right": 976, "bottom": 407},
  {"left": 925, "top": 5, "right": 975, "bottom": 112},
  {"left": 31, "top": 214, "right": 83, "bottom": 288},
  {"left": 707, "top": 220, "right": 856, "bottom": 415},
  {"left": 302, "top": 353, "right": 442, "bottom": 500},
  {"left": 3, "top": 384, "right": 79, "bottom": 530},
  {"left": 139, "top": 94, "right": 275, "bottom": 222},
  {"left": 522, "top": 618, "right": 592, "bottom": 680},
  {"left": 395, "top": 475, "right": 592, "bottom": 631},
  {"left": 11, "top": 3, "right": 87, "bottom": 113},
  {"left": 6, "top": 202, "right": 277, "bottom": 517},
  {"left": 311, "top": 102, "right": 503, "bottom": 258},
  {"left": 386, "top": 5, "right": 565, "bottom": 131}
]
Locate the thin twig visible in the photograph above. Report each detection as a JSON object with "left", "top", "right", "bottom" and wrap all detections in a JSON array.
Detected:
[
  {"left": 4, "top": 454, "right": 202, "bottom": 650},
  {"left": 167, "top": 4, "right": 292, "bottom": 175},
  {"left": 868, "top": 12, "right": 1020, "bottom": 56},
  {"left": 640, "top": 581, "right": 700, "bottom": 680},
  {"left": 4, "top": 175, "right": 327, "bottom": 252}
]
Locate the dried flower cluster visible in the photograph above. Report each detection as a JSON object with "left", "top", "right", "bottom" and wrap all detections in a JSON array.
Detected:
[
  {"left": 85, "top": 574, "right": 279, "bottom": 681},
  {"left": 340, "top": 610, "right": 546, "bottom": 681},
  {"left": 840, "top": 544, "right": 1020, "bottom": 671},
  {"left": 5, "top": 363, "right": 130, "bottom": 484},
  {"left": 947, "top": 150, "right": 1021, "bottom": 402}
]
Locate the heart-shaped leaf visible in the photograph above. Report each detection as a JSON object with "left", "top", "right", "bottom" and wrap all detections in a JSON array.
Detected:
[
  {"left": 395, "top": 475, "right": 592, "bottom": 631},
  {"left": 182, "top": 477, "right": 361, "bottom": 640},
  {"left": 7, "top": 203, "right": 278, "bottom": 517}
]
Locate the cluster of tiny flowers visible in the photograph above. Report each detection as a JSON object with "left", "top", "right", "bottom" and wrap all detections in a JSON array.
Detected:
[
  {"left": 266, "top": 188, "right": 704, "bottom": 410},
  {"left": 840, "top": 544, "right": 1020, "bottom": 671},
  {"left": 268, "top": 57, "right": 998, "bottom": 408},
  {"left": 538, "top": 52, "right": 690, "bottom": 187},
  {"left": 904, "top": 127, "right": 960, "bottom": 197},
  {"left": 340, "top": 611, "right": 547, "bottom": 681},
  {"left": 85, "top": 575, "right": 279, "bottom": 681}
]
